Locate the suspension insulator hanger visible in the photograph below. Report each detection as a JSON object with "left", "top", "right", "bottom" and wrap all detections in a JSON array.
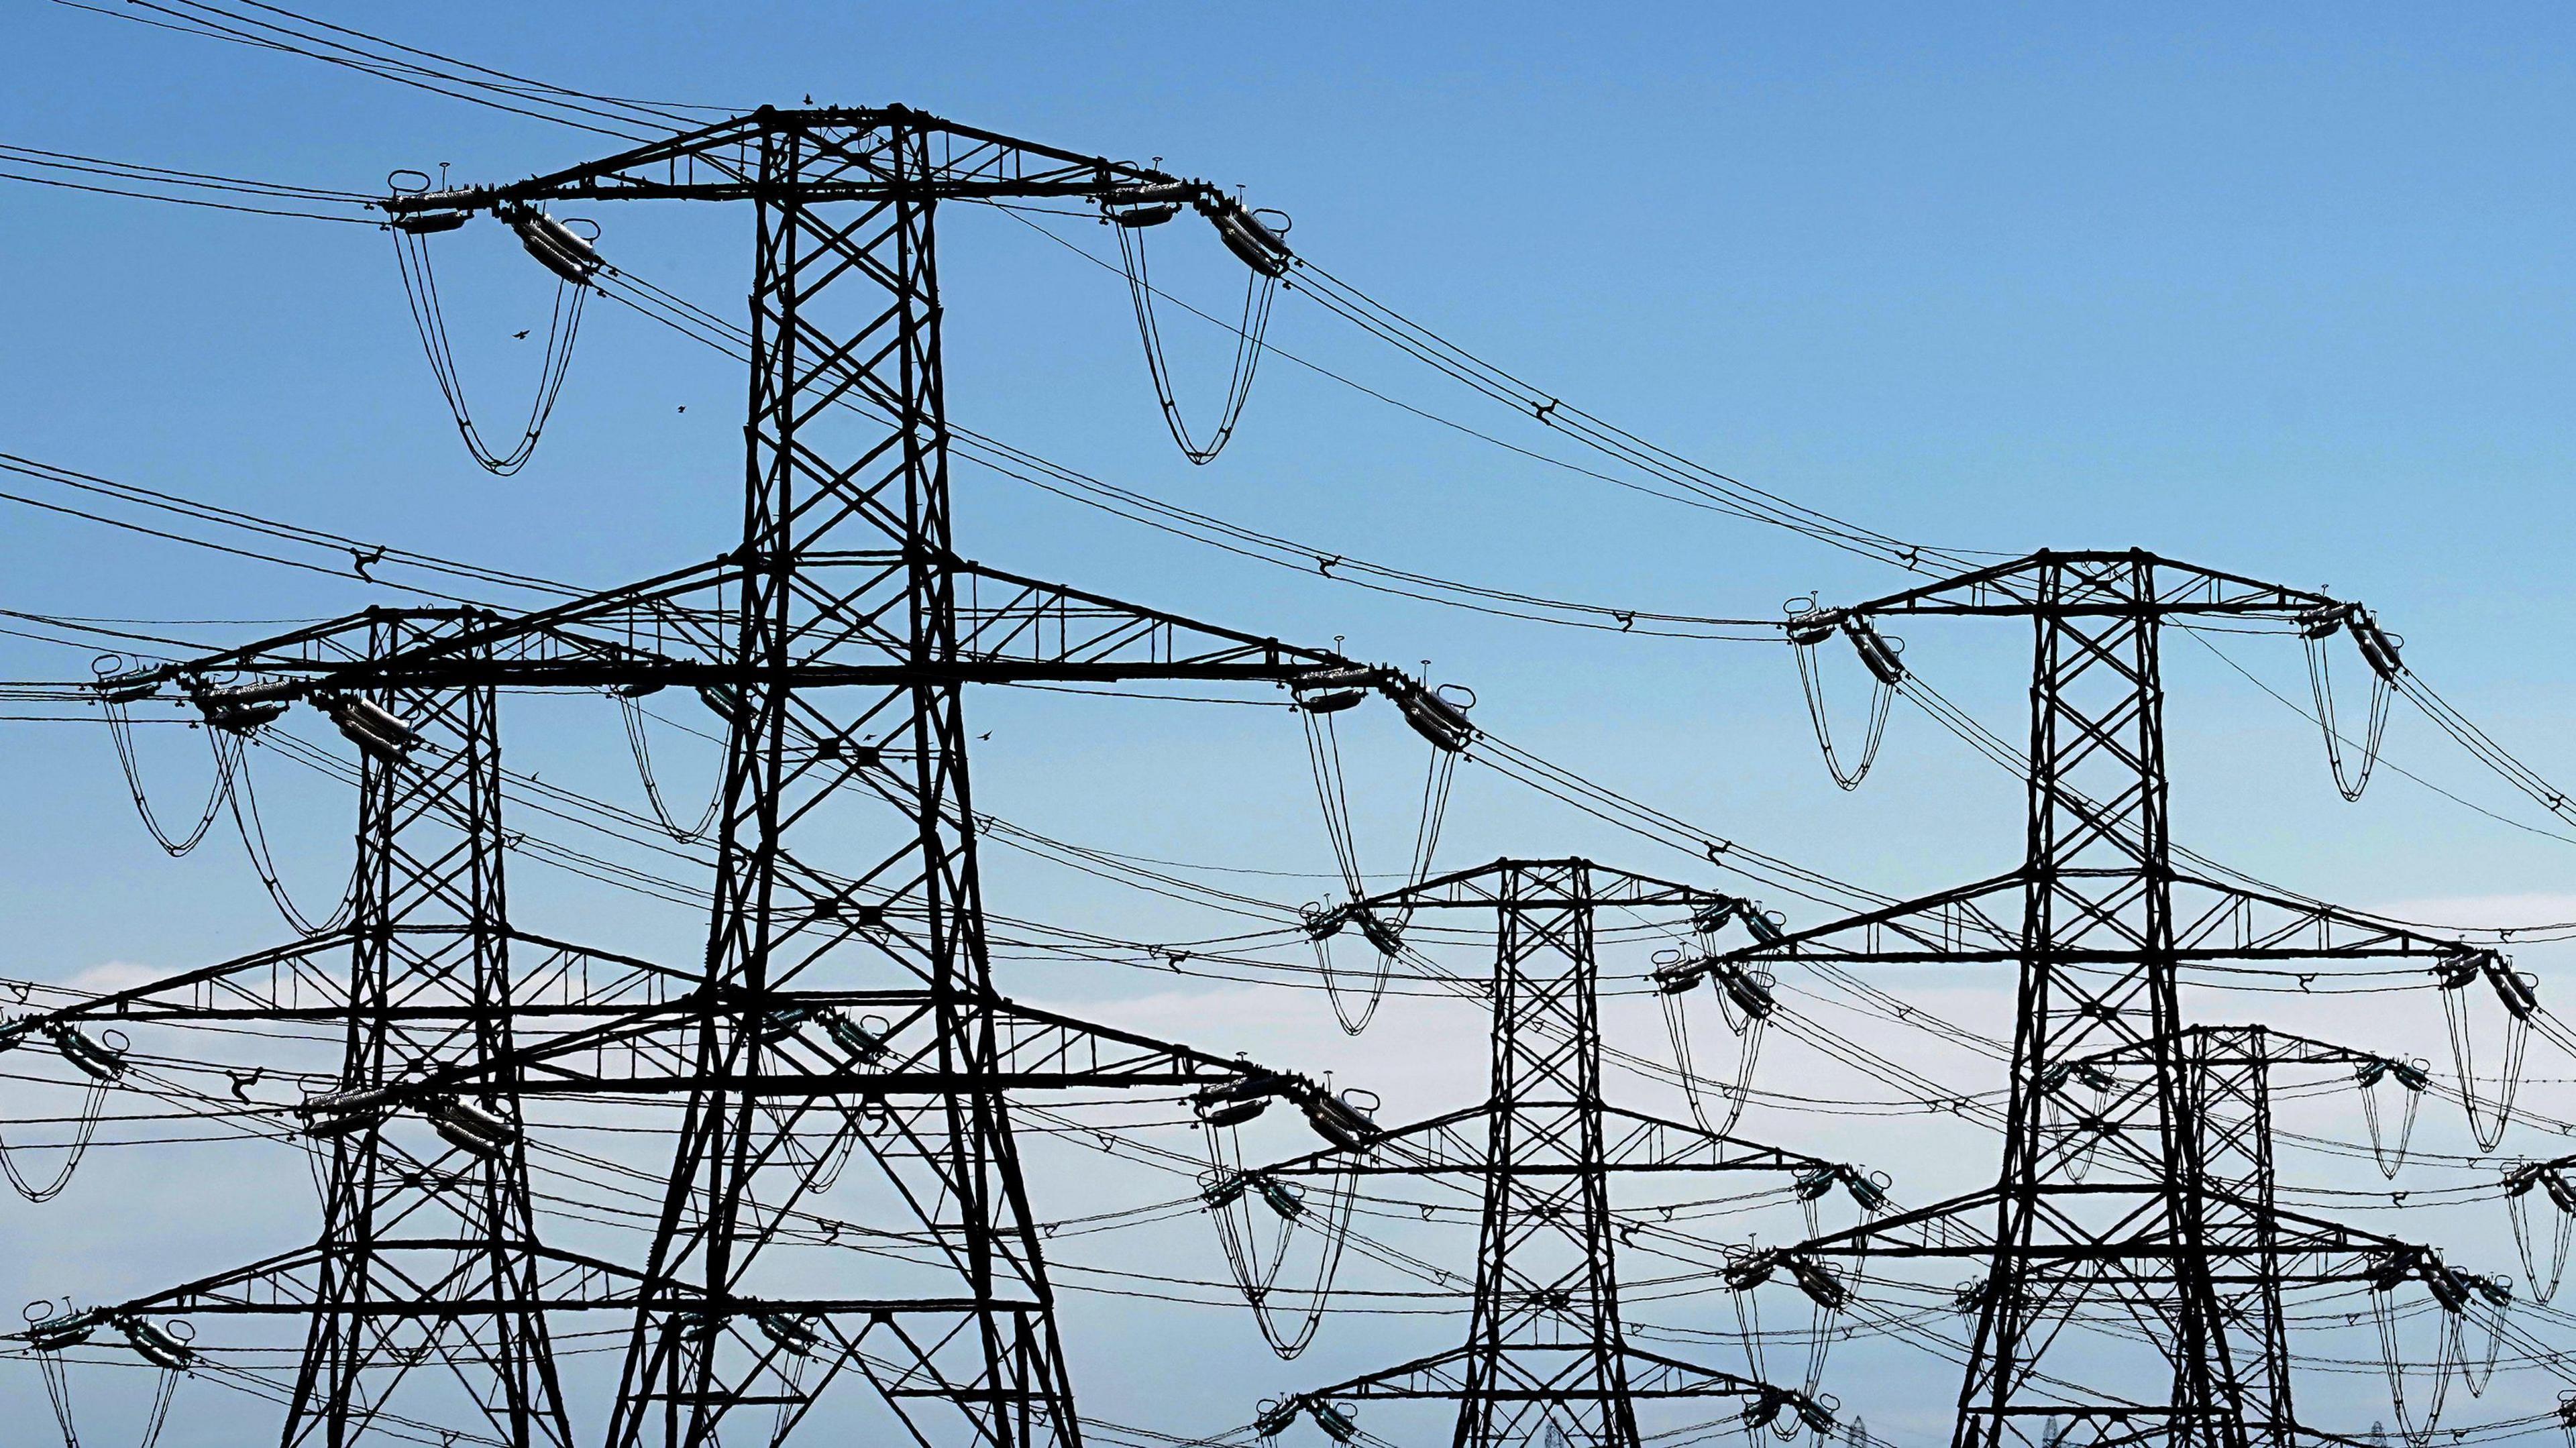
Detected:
[
  {"left": 1393, "top": 680, "right": 1474, "bottom": 753},
  {"left": 500, "top": 202, "right": 603, "bottom": 288},
  {"left": 1195, "top": 192, "right": 1293, "bottom": 277},
  {"left": 188, "top": 677, "right": 293, "bottom": 736},
  {"left": 113, "top": 1313, "right": 197, "bottom": 1372},
  {"left": 1845, "top": 616, "right": 1907, "bottom": 687},
  {"left": 391, "top": 209, "right": 468, "bottom": 235},
  {"left": 315, "top": 691, "right": 423, "bottom": 765},
  {"left": 2351, "top": 610, "right": 2406, "bottom": 679},
  {"left": 1289, "top": 663, "right": 1376, "bottom": 715},
  {"left": 1253, "top": 1398, "right": 1301, "bottom": 1440},
  {"left": 1299, "top": 1088, "right": 1379, "bottom": 1152},
  {"left": 386, "top": 169, "right": 466, "bottom": 234},
  {"left": 1104, "top": 180, "right": 1193, "bottom": 228}
]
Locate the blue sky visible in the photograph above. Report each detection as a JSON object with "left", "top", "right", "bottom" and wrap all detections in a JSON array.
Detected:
[{"left": 5, "top": 3, "right": 2576, "bottom": 1444}]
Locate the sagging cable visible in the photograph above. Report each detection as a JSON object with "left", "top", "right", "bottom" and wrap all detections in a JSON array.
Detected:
[
  {"left": 1293, "top": 675, "right": 1468, "bottom": 1034},
  {"left": 1302, "top": 905, "right": 1392, "bottom": 1035},
  {"left": 1784, "top": 1167, "right": 1880, "bottom": 1414},
  {"left": 1659, "top": 959, "right": 1770, "bottom": 1136},
  {"left": 225, "top": 744, "right": 358, "bottom": 938},
  {"left": 0, "top": 1025, "right": 125, "bottom": 1203},
  {"left": 1405, "top": 700, "right": 1464, "bottom": 893},
  {"left": 23, "top": 1304, "right": 191, "bottom": 1448},
  {"left": 2354, "top": 610, "right": 2576, "bottom": 830},
  {"left": 783, "top": 1103, "right": 861, "bottom": 1196},
  {"left": 387, "top": 174, "right": 593, "bottom": 477},
  {"left": 2504, "top": 1160, "right": 2576, "bottom": 1304},
  {"left": 2456, "top": 1274, "right": 2511, "bottom": 1398},
  {"left": 1106, "top": 186, "right": 1285, "bottom": 463},
  {"left": 92, "top": 663, "right": 241, "bottom": 856},
  {"left": 2353, "top": 1056, "right": 2428, "bottom": 1179},
  {"left": 1788, "top": 604, "right": 1900, "bottom": 791},
  {"left": 1659, "top": 902, "right": 1782, "bottom": 1135},
  {"left": 2434, "top": 951, "right": 2534, "bottom": 1151},
  {"left": 2367, "top": 1250, "right": 2461, "bottom": 1448},
  {"left": 2302, "top": 604, "right": 2394, "bottom": 801},
  {"left": 1197, "top": 1116, "right": 1360, "bottom": 1359},
  {"left": 25, "top": 1302, "right": 99, "bottom": 1448},
  {"left": 618, "top": 690, "right": 721, "bottom": 842},
  {"left": 1727, "top": 1247, "right": 1851, "bottom": 1435},
  {"left": 1296, "top": 705, "right": 1366, "bottom": 902},
  {"left": 1308, "top": 901, "right": 1391, "bottom": 1036}
]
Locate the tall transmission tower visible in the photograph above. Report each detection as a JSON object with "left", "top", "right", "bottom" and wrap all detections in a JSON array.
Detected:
[
  {"left": 41, "top": 591, "right": 1430, "bottom": 1448},
  {"left": 13, "top": 105, "right": 1477, "bottom": 1448},
  {"left": 2158, "top": 1024, "right": 2425, "bottom": 1445},
  {"left": 1254, "top": 858, "right": 1864, "bottom": 1448},
  {"left": 286, "top": 611, "right": 570, "bottom": 1448},
  {"left": 2017, "top": 1023, "right": 2440, "bottom": 1447},
  {"left": 16, "top": 609, "right": 601, "bottom": 1448},
  {"left": 1656, "top": 551, "right": 2526, "bottom": 1448}
]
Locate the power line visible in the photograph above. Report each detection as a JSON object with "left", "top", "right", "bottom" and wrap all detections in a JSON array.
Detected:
[{"left": 6, "top": 24, "right": 2575, "bottom": 1448}]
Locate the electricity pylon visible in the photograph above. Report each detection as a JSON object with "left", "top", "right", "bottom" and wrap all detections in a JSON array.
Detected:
[
  {"left": 10, "top": 105, "right": 1470, "bottom": 1448},
  {"left": 1656, "top": 551, "right": 2524, "bottom": 1448},
  {"left": 1254, "top": 858, "right": 1867, "bottom": 1448},
  {"left": 288, "top": 611, "right": 570, "bottom": 1448},
  {"left": 15, "top": 609, "right": 594, "bottom": 1448},
  {"left": 2157, "top": 1024, "right": 2428, "bottom": 1441},
  {"left": 37, "top": 593, "right": 1424, "bottom": 1448}
]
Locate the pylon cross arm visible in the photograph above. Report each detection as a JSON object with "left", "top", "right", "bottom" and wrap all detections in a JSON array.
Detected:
[
  {"left": 115, "top": 556, "right": 1440, "bottom": 700},
  {"left": 1293, "top": 1342, "right": 1805, "bottom": 1405},
  {"left": 288, "top": 991, "right": 1346, "bottom": 1118},
  {"left": 378, "top": 106, "right": 1222, "bottom": 213},
  {"left": 13, "top": 928, "right": 680, "bottom": 1034},
  {"left": 1824, "top": 550, "right": 2340, "bottom": 622}
]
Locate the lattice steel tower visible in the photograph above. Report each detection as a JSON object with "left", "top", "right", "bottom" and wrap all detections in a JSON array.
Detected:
[
  {"left": 290, "top": 612, "right": 570, "bottom": 1448},
  {"left": 1658, "top": 551, "right": 2518, "bottom": 1448},
  {"left": 13, "top": 105, "right": 1464, "bottom": 1448},
  {"left": 14, "top": 106, "right": 1479, "bottom": 1448},
  {"left": 1260, "top": 858, "right": 1858, "bottom": 1448},
  {"left": 19, "top": 610, "right": 586, "bottom": 1447}
]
